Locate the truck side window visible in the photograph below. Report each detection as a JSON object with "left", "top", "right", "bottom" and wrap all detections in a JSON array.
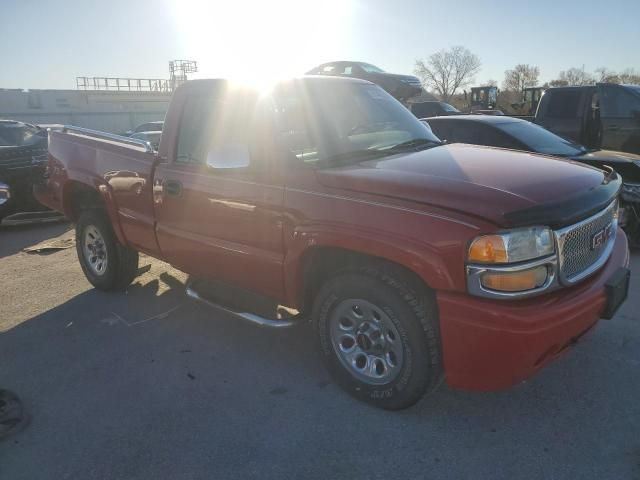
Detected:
[
  {"left": 272, "top": 89, "right": 320, "bottom": 163},
  {"left": 176, "top": 96, "right": 212, "bottom": 164},
  {"left": 600, "top": 87, "right": 640, "bottom": 118},
  {"left": 176, "top": 92, "right": 260, "bottom": 167},
  {"left": 546, "top": 91, "right": 581, "bottom": 118}
]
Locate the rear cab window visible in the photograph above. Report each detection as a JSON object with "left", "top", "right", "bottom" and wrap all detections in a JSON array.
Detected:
[
  {"left": 545, "top": 90, "right": 582, "bottom": 118},
  {"left": 600, "top": 86, "right": 640, "bottom": 118}
]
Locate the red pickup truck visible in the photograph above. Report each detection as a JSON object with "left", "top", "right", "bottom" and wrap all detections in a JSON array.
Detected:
[{"left": 36, "top": 77, "right": 631, "bottom": 409}]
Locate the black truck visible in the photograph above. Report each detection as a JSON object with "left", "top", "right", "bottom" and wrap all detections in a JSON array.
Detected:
[
  {"left": 0, "top": 120, "right": 49, "bottom": 223},
  {"left": 534, "top": 83, "right": 640, "bottom": 155}
]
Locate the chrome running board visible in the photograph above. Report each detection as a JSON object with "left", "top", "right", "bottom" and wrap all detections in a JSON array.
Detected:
[{"left": 185, "top": 284, "right": 299, "bottom": 329}]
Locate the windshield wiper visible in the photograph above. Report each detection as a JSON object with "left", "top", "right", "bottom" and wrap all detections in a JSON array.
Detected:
[{"left": 386, "top": 138, "right": 442, "bottom": 152}]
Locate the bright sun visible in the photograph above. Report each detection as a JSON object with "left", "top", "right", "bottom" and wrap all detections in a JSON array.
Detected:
[{"left": 168, "top": 0, "right": 354, "bottom": 90}]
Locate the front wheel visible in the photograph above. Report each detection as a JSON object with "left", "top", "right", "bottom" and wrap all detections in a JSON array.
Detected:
[
  {"left": 313, "top": 267, "right": 442, "bottom": 410},
  {"left": 75, "top": 210, "right": 139, "bottom": 291}
]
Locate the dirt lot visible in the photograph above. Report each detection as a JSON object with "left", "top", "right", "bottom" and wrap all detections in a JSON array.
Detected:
[{"left": 1, "top": 222, "right": 639, "bottom": 480}]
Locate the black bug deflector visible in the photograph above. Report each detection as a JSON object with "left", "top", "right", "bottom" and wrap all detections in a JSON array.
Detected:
[{"left": 503, "top": 168, "right": 622, "bottom": 229}]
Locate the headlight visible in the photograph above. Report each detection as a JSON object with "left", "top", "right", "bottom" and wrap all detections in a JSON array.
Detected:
[
  {"left": 0, "top": 182, "right": 10, "bottom": 206},
  {"left": 467, "top": 227, "right": 557, "bottom": 298},
  {"left": 468, "top": 227, "right": 554, "bottom": 264}
]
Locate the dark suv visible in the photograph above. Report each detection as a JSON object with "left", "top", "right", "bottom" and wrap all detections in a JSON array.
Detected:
[
  {"left": 0, "top": 120, "right": 49, "bottom": 223},
  {"left": 306, "top": 61, "right": 422, "bottom": 102}
]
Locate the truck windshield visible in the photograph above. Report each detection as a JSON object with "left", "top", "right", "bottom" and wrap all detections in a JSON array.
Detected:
[
  {"left": 273, "top": 81, "right": 441, "bottom": 166},
  {"left": 496, "top": 121, "right": 585, "bottom": 156}
]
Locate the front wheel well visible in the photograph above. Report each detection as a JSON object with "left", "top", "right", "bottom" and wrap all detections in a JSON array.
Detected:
[{"left": 301, "top": 247, "right": 432, "bottom": 314}]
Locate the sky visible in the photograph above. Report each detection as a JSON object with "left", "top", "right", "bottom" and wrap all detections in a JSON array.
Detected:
[{"left": 1, "top": 0, "right": 639, "bottom": 91}]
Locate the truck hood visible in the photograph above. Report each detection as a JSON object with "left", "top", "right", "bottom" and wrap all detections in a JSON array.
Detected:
[{"left": 315, "top": 144, "right": 609, "bottom": 228}]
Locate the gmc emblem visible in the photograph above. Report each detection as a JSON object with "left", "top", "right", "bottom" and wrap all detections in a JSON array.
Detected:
[{"left": 591, "top": 223, "right": 614, "bottom": 250}]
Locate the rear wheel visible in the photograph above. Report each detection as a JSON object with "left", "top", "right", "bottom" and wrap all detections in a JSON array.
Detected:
[
  {"left": 75, "top": 210, "right": 139, "bottom": 291},
  {"left": 313, "top": 266, "right": 442, "bottom": 410}
]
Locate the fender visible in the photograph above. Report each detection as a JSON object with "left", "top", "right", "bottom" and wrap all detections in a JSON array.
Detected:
[
  {"left": 62, "top": 173, "right": 128, "bottom": 247},
  {"left": 282, "top": 223, "right": 460, "bottom": 308}
]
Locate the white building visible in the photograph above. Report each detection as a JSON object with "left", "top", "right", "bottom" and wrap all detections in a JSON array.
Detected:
[{"left": 0, "top": 89, "right": 171, "bottom": 134}]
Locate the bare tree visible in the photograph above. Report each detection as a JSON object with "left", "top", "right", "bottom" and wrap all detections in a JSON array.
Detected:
[
  {"left": 553, "top": 67, "right": 595, "bottom": 86},
  {"left": 592, "top": 67, "right": 640, "bottom": 85},
  {"left": 548, "top": 79, "right": 568, "bottom": 87},
  {"left": 502, "top": 64, "right": 540, "bottom": 92},
  {"left": 594, "top": 67, "right": 619, "bottom": 83},
  {"left": 618, "top": 68, "right": 640, "bottom": 85},
  {"left": 414, "top": 46, "right": 481, "bottom": 101},
  {"left": 481, "top": 79, "right": 498, "bottom": 87}
]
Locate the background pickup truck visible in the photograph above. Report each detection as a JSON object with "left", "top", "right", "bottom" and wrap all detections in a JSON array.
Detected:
[
  {"left": 37, "top": 76, "right": 630, "bottom": 409},
  {"left": 534, "top": 83, "right": 640, "bottom": 155}
]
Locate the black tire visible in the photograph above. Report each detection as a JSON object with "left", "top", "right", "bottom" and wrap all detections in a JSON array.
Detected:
[
  {"left": 312, "top": 266, "right": 442, "bottom": 410},
  {"left": 75, "top": 209, "right": 139, "bottom": 291}
]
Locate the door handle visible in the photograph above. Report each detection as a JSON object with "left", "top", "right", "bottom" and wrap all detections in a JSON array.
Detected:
[
  {"left": 607, "top": 125, "right": 620, "bottom": 131},
  {"left": 163, "top": 179, "right": 182, "bottom": 196}
]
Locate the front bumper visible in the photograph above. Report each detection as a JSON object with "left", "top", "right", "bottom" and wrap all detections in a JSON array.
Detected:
[
  {"left": 437, "top": 229, "right": 630, "bottom": 391},
  {"left": 0, "top": 162, "right": 49, "bottom": 218}
]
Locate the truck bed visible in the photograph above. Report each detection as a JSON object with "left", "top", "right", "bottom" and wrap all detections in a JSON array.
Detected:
[{"left": 43, "top": 126, "right": 160, "bottom": 255}]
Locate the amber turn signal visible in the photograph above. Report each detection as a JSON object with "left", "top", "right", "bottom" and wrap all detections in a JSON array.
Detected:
[
  {"left": 468, "top": 235, "right": 508, "bottom": 263},
  {"left": 481, "top": 266, "right": 548, "bottom": 292}
]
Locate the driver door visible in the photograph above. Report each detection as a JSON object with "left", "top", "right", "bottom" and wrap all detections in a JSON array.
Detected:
[{"left": 153, "top": 91, "right": 286, "bottom": 299}]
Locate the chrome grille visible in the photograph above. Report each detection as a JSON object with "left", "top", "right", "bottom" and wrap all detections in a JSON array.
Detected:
[{"left": 556, "top": 201, "right": 617, "bottom": 284}]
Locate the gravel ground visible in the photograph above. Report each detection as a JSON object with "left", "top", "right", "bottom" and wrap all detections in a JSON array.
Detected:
[{"left": 1, "top": 222, "right": 639, "bottom": 480}]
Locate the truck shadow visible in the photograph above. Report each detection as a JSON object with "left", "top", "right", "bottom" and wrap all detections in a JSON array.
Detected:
[
  {"left": 0, "top": 221, "right": 71, "bottom": 258},
  {"left": 1, "top": 263, "right": 638, "bottom": 478}
]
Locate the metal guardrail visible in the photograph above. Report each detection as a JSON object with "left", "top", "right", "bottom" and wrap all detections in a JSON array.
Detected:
[
  {"left": 62, "top": 125, "right": 154, "bottom": 153},
  {"left": 76, "top": 76, "right": 172, "bottom": 92}
]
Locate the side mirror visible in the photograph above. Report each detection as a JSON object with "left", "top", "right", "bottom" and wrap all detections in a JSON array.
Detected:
[{"left": 206, "top": 144, "right": 251, "bottom": 170}]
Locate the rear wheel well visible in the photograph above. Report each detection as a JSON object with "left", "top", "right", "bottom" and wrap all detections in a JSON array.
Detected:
[
  {"left": 301, "top": 247, "right": 432, "bottom": 314},
  {"left": 64, "top": 182, "right": 105, "bottom": 221}
]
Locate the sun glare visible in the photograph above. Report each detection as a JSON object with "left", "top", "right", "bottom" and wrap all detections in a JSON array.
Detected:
[{"left": 168, "top": 0, "right": 354, "bottom": 91}]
